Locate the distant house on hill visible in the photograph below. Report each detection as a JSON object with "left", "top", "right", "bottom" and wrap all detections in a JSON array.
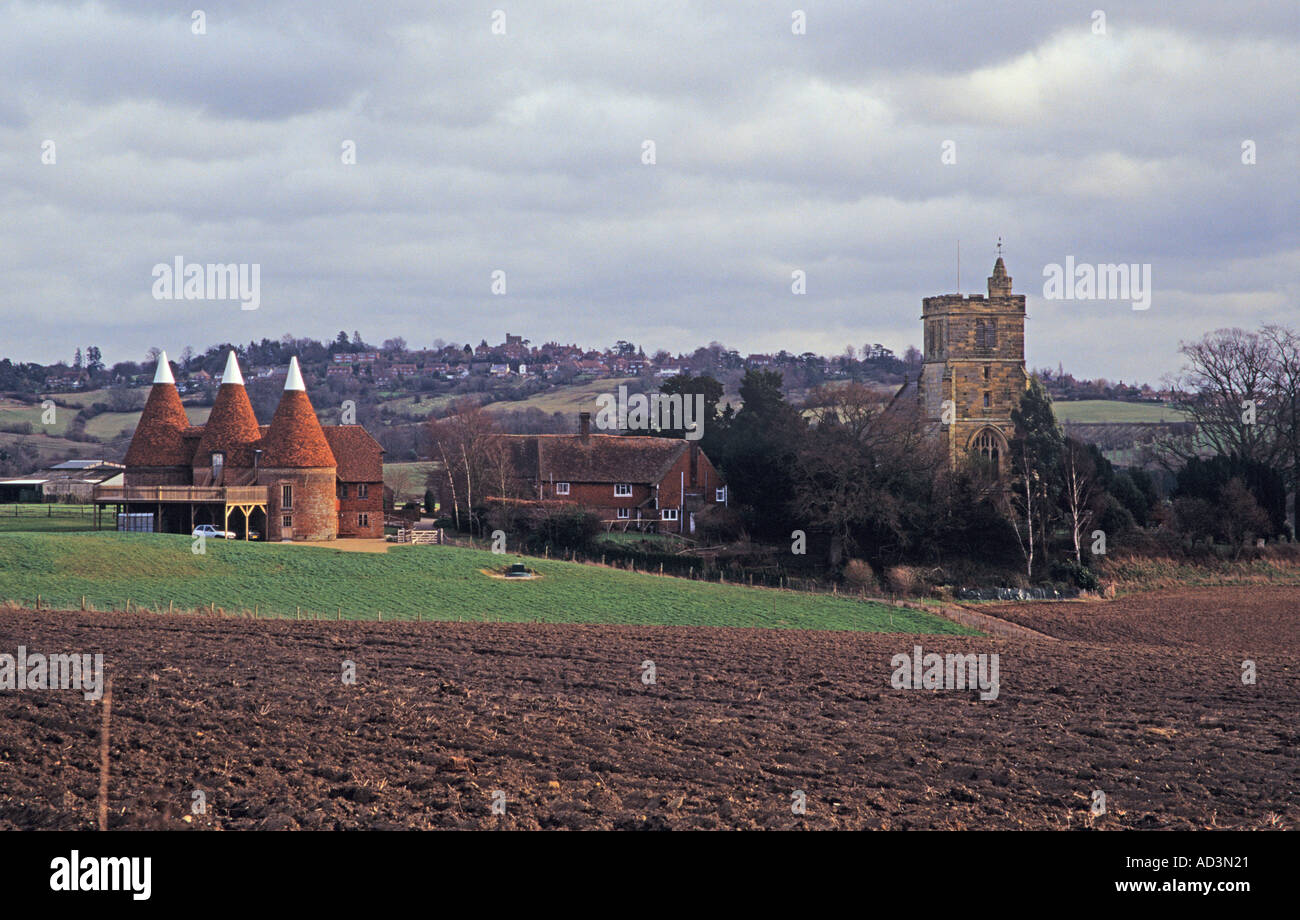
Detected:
[{"left": 467, "top": 412, "right": 727, "bottom": 534}]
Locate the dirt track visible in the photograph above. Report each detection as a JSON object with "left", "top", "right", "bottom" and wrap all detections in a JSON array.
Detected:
[{"left": 0, "top": 586, "right": 1296, "bottom": 830}]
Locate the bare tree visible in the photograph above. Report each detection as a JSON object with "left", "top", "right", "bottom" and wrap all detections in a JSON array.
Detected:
[
  {"left": 426, "top": 400, "right": 506, "bottom": 536},
  {"left": 1161, "top": 328, "right": 1278, "bottom": 467},
  {"left": 1061, "top": 439, "right": 1096, "bottom": 566},
  {"left": 1261, "top": 324, "right": 1300, "bottom": 534},
  {"left": 1160, "top": 324, "right": 1300, "bottom": 534}
]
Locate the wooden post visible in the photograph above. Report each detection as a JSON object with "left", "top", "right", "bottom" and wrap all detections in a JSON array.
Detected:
[
  {"left": 97, "top": 677, "right": 112, "bottom": 832},
  {"left": 337, "top": 606, "right": 341, "bottom": 621},
  {"left": 169, "top": 600, "right": 174, "bottom": 615},
  {"left": 378, "top": 611, "right": 382, "bottom": 622},
  {"left": 81, "top": 596, "right": 86, "bottom": 611}
]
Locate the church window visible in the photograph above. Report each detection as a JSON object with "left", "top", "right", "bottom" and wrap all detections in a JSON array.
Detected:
[{"left": 974, "top": 430, "right": 1001, "bottom": 467}]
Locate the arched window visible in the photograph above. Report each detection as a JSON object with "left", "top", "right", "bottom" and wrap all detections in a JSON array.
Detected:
[{"left": 973, "top": 429, "right": 1001, "bottom": 469}]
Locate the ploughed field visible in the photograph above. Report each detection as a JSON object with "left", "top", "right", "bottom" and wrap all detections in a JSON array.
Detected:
[{"left": 0, "top": 585, "right": 1296, "bottom": 830}]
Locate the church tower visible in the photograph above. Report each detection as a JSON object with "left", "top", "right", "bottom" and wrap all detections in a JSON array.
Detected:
[{"left": 916, "top": 245, "right": 1028, "bottom": 469}]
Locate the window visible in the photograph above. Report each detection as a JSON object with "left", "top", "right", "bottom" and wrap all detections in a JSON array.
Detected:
[
  {"left": 983, "top": 365, "right": 990, "bottom": 380},
  {"left": 973, "top": 430, "right": 1001, "bottom": 468},
  {"left": 357, "top": 483, "right": 368, "bottom": 499},
  {"left": 358, "top": 513, "right": 369, "bottom": 527},
  {"left": 614, "top": 483, "right": 632, "bottom": 497},
  {"left": 338, "top": 484, "right": 348, "bottom": 499},
  {"left": 983, "top": 391, "right": 992, "bottom": 409},
  {"left": 975, "top": 319, "right": 986, "bottom": 348},
  {"left": 211, "top": 452, "right": 224, "bottom": 481},
  {"left": 555, "top": 482, "right": 570, "bottom": 495},
  {"left": 281, "top": 484, "right": 293, "bottom": 510},
  {"left": 661, "top": 508, "right": 679, "bottom": 521},
  {"left": 617, "top": 508, "right": 630, "bottom": 519},
  {"left": 716, "top": 487, "right": 727, "bottom": 502},
  {"left": 282, "top": 515, "right": 292, "bottom": 529},
  {"left": 986, "top": 320, "right": 997, "bottom": 348}
]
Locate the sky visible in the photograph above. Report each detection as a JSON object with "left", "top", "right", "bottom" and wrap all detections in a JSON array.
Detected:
[{"left": 2, "top": 0, "right": 1297, "bottom": 383}]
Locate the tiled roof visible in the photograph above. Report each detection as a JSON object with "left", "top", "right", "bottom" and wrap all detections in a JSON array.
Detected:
[
  {"left": 195, "top": 383, "right": 262, "bottom": 467},
  {"left": 322, "top": 426, "right": 383, "bottom": 482},
  {"left": 260, "top": 390, "right": 335, "bottom": 469},
  {"left": 504, "top": 434, "right": 687, "bottom": 485},
  {"left": 124, "top": 383, "right": 192, "bottom": 467}
]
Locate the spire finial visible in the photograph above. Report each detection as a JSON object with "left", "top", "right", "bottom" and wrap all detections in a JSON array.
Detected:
[
  {"left": 284, "top": 356, "right": 306, "bottom": 391},
  {"left": 996, "top": 236, "right": 1004, "bottom": 259}
]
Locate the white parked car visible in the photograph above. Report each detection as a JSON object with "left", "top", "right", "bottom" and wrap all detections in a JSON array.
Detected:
[{"left": 192, "top": 524, "right": 236, "bottom": 540}]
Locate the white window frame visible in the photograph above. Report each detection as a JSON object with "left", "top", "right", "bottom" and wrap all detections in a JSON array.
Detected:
[
  {"left": 614, "top": 483, "right": 632, "bottom": 497},
  {"left": 555, "top": 482, "right": 570, "bottom": 496},
  {"left": 357, "top": 483, "right": 368, "bottom": 499},
  {"left": 715, "top": 487, "right": 727, "bottom": 502},
  {"left": 661, "top": 508, "right": 679, "bottom": 521},
  {"left": 617, "top": 508, "right": 630, "bottom": 519}
]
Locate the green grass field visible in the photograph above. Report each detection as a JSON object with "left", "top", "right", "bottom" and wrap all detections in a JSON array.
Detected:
[
  {"left": 0, "top": 531, "right": 973, "bottom": 634},
  {"left": 1052, "top": 400, "right": 1187, "bottom": 423},
  {"left": 383, "top": 461, "right": 440, "bottom": 503},
  {"left": 0, "top": 504, "right": 99, "bottom": 533},
  {"left": 82, "top": 405, "right": 209, "bottom": 441}
]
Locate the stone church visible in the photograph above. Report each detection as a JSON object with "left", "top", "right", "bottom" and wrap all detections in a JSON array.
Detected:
[{"left": 894, "top": 251, "right": 1029, "bottom": 470}]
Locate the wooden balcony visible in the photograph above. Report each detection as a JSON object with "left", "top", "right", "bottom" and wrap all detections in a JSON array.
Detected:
[{"left": 94, "top": 485, "right": 268, "bottom": 504}]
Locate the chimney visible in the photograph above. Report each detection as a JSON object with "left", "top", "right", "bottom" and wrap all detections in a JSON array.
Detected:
[{"left": 578, "top": 411, "right": 591, "bottom": 440}]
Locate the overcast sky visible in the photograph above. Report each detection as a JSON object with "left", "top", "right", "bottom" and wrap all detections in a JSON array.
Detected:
[{"left": 3, "top": 0, "right": 1297, "bottom": 382}]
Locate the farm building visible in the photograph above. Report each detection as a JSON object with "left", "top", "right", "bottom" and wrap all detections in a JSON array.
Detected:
[
  {"left": 94, "top": 351, "right": 383, "bottom": 541},
  {"left": 455, "top": 411, "right": 727, "bottom": 534},
  {"left": 0, "top": 459, "right": 124, "bottom": 503}
]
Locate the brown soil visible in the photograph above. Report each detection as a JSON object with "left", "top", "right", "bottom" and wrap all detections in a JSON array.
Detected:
[{"left": 0, "top": 585, "right": 1295, "bottom": 830}]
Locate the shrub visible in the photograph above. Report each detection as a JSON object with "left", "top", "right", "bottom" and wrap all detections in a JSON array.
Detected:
[
  {"left": 842, "top": 558, "right": 877, "bottom": 592},
  {"left": 1050, "top": 558, "right": 1100, "bottom": 591},
  {"left": 883, "top": 565, "right": 919, "bottom": 597}
]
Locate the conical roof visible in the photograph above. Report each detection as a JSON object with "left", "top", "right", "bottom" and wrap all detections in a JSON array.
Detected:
[
  {"left": 260, "top": 360, "right": 336, "bottom": 469},
  {"left": 195, "top": 351, "right": 261, "bottom": 467},
  {"left": 124, "top": 351, "right": 191, "bottom": 467}
]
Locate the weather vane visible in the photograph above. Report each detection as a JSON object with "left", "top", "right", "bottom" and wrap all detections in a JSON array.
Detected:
[{"left": 996, "top": 236, "right": 1003, "bottom": 258}]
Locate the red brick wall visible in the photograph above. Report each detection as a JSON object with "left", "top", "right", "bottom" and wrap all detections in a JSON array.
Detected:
[
  {"left": 259, "top": 468, "right": 336, "bottom": 541},
  {"left": 337, "top": 480, "right": 384, "bottom": 538},
  {"left": 539, "top": 481, "right": 653, "bottom": 520}
]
